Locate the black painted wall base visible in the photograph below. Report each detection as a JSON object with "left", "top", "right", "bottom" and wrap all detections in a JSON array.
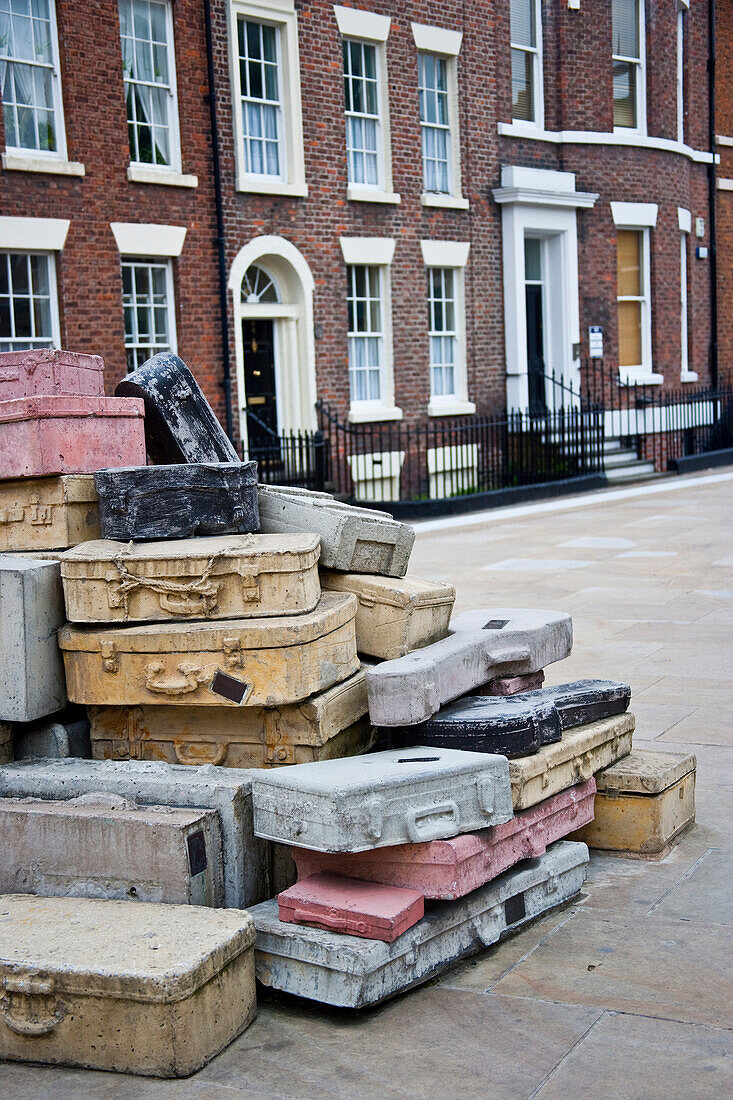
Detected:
[{"left": 669, "top": 449, "right": 733, "bottom": 474}]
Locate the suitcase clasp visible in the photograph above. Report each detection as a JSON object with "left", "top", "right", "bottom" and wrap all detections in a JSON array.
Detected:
[
  {"left": 222, "top": 637, "right": 245, "bottom": 670},
  {"left": 364, "top": 796, "right": 383, "bottom": 840},
  {"left": 0, "top": 506, "right": 25, "bottom": 525},
  {"left": 263, "top": 711, "right": 294, "bottom": 765},
  {"left": 237, "top": 573, "right": 260, "bottom": 602},
  {"left": 100, "top": 640, "right": 118, "bottom": 672},
  {"left": 1, "top": 974, "right": 67, "bottom": 1037},
  {"left": 27, "top": 496, "right": 52, "bottom": 526},
  {"left": 475, "top": 775, "right": 497, "bottom": 814}
]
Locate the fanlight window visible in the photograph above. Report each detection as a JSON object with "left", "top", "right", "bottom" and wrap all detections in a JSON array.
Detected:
[{"left": 242, "top": 265, "right": 280, "bottom": 303}]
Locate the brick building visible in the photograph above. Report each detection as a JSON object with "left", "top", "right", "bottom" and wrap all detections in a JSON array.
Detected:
[
  {"left": 716, "top": 0, "right": 732, "bottom": 387},
  {"left": 0, "top": 0, "right": 718, "bottom": 459}
]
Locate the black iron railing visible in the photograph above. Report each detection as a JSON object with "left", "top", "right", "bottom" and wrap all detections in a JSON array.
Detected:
[{"left": 242, "top": 411, "right": 327, "bottom": 491}]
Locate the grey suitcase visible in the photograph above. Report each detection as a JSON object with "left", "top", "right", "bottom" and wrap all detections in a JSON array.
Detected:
[
  {"left": 251, "top": 745, "right": 513, "bottom": 852},
  {"left": 0, "top": 556, "right": 66, "bottom": 722},
  {"left": 251, "top": 840, "right": 589, "bottom": 1007},
  {"left": 366, "top": 609, "right": 573, "bottom": 727}
]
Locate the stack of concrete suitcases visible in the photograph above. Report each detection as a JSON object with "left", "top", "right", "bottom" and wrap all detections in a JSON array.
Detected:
[{"left": 0, "top": 348, "right": 698, "bottom": 1077}]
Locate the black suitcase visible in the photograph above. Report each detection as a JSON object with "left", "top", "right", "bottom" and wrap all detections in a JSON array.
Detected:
[
  {"left": 385, "top": 695, "right": 562, "bottom": 758},
  {"left": 94, "top": 462, "right": 260, "bottom": 540},
  {"left": 516, "top": 679, "right": 631, "bottom": 729},
  {"left": 115, "top": 353, "right": 240, "bottom": 464}
]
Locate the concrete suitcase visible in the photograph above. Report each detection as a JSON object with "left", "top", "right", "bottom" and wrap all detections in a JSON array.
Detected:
[
  {"left": 0, "top": 475, "right": 100, "bottom": 552},
  {"left": 59, "top": 591, "right": 359, "bottom": 708},
  {"left": 88, "top": 665, "right": 374, "bottom": 768},
  {"left": 387, "top": 694, "right": 562, "bottom": 757},
  {"left": 0, "top": 792, "right": 224, "bottom": 906},
  {"left": 0, "top": 758, "right": 268, "bottom": 907},
  {"left": 510, "top": 679, "right": 631, "bottom": 729},
  {"left": 0, "top": 395, "right": 146, "bottom": 479},
  {"left": 0, "top": 895, "right": 256, "bottom": 1077},
  {"left": 571, "top": 748, "right": 696, "bottom": 856},
  {"left": 251, "top": 745, "right": 513, "bottom": 852},
  {"left": 320, "top": 570, "right": 455, "bottom": 659},
  {"left": 258, "top": 485, "right": 415, "bottom": 577},
  {"left": 60, "top": 533, "right": 321, "bottom": 624},
  {"left": 485, "top": 671, "right": 545, "bottom": 696},
  {"left": 293, "top": 779, "right": 595, "bottom": 899},
  {"left": 252, "top": 840, "right": 589, "bottom": 1007},
  {"left": 366, "top": 609, "right": 573, "bottom": 727},
  {"left": 0, "top": 723, "right": 12, "bottom": 764},
  {"left": 94, "top": 461, "right": 260, "bottom": 541},
  {"left": 509, "top": 712, "right": 634, "bottom": 811},
  {"left": 0, "top": 349, "right": 104, "bottom": 400},
  {"left": 115, "top": 352, "right": 240, "bottom": 465},
  {"left": 12, "top": 711, "right": 91, "bottom": 760},
  {"left": 278, "top": 873, "right": 424, "bottom": 942},
  {"left": 0, "top": 556, "right": 66, "bottom": 722}
]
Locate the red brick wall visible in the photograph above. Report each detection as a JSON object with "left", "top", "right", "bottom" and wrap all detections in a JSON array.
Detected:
[{"left": 716, "top": 0, "right": 733, "bottom": 388}]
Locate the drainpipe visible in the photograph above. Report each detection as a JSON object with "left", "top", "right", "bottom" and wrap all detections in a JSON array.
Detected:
[
  {"left": 708, "top": 0, "right": 718, "bottom": 388},
  {"left": 203, "top": 0, "right": 235, "bottom": 442}
]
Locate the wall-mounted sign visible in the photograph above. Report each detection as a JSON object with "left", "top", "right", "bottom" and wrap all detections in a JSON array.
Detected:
[{"left": 588, "top": 326, "right": 604, "bottom": 359}]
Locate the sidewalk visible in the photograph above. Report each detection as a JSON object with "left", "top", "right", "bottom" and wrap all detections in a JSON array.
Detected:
[{"left": 3, "top": 469, "right": 732, "bottom": 1099}]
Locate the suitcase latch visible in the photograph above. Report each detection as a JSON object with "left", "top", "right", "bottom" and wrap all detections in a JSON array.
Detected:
[
  {"left": 27, "top": 495, "right": 52, "bottom": 526},
  {"left": 223, "top": 637, "right": 245, "bottom": 670},
  {"left": 263, "top": 710, "right": 294, "bottom": 765},
  {"left": 0, "top": 506, "right": 24, "bottom": 525},
  {"left": 237, "top": 573, "right": 260, "bottom": 602},
  {"left": 1, "top": 974, "right": 67, "bottom": 1036},
  {"left": 100, "top": 640, "right": 118, "bottom": 673}
]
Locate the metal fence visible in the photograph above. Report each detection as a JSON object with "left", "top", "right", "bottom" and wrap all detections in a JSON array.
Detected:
[
  {"left": 242, "top": 413, "right": 327, "bottom": 492},
  {"left": 316, "top": 399, "right": 604, "bottom": 504}
]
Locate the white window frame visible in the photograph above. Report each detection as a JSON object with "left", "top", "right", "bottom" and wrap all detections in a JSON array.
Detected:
[
  {"left": 228, "top": 0, "right": 307, "bottom": 197},
  {"left": 411, "top": 24, "right": 467, "bottom": 210},
  {"left": 677, "top": 2, "right": 688, "bottom": 145},
  {"left": 120, "top": 257, "right": 178, "bottom": 372},
  {"left": 120, "top": 0, "right": 182, "bottom": 178},
  {"left": 509, "top": 0, "right": 544, "bottom": 130},
  {"left": 0, "top": 216, "right": 68, "bottom": 351},
  {"left": 615, "top": 225, "right": 653, "bottom": 384},
  {"left": 339, "top": 236, "right": 401, "bottom": 421},
  {"left": 612, "top": 0, "right": 646, "bottom": 135},
  {"left": 678, "top": 205, "right": 697, "bottom": 382},
  {"left": 334, "top": 6, "right": 399, "bottom": 205},
  {"left": 420, "top": 240, "right": 473, "bottom": 416},
  {"left": 0, "top": 251, "right": 61, "bottom": 352}
]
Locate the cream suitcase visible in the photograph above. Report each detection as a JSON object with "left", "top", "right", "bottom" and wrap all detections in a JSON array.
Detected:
[
  {"left": 571, "top": 748, "right": 696, "bottom": 855},
  {"left": 60, "top": 533, "right": 321, "bottom": 623},
  {"left": 59, "top": 591, "right": 359, "bottom": 708},
  {"left": 89, "top": 666, "right": 375, "bottom": 767},
  {"left": 320, "top": 571, "right": 455, "bottom": 660},
  {"left": 509, "top": 712, "right": 634, "bottom": 810},
  {"left": 0, "top": 474, "right": 99, "bottom": 552},
  {"left": 0, "top": 895, "right": 256, "bottom": 1077}
]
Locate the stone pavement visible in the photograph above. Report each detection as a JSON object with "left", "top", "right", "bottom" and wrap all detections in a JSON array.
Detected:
[{"left": 2, "top": 469, "right": 732, "bottom": 1099}]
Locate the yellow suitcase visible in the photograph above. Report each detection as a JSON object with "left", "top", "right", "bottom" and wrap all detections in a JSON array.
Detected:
[
  {"left": 0, "top": 475, "right": 99, "bottom": 552},
  {"left": 59, "top": 592, "right": 359, "bottom": 708}
]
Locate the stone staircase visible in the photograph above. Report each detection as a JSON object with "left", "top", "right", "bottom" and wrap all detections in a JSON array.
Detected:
[{"left": 603, "top": 438, "right": 660, "bottom": 483}]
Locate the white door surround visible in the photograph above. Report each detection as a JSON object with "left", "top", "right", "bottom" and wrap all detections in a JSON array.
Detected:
[
  {"left": 493, "top": 166, "right": 598, "bottom": 411},
  {"left": 228, "top": 236, "right": 317, "bottom": 448}
]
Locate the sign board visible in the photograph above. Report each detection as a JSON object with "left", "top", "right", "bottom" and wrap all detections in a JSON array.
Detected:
[{"left": 588, "top": 327, "right": 604, "bottom": 359}]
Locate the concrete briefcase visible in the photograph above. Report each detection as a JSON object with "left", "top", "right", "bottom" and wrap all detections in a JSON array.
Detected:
[
  {"left": 509, "top": 713, "right": 634, "bottom": 810},
  {"left": 0, "top": 349, "right": 105, "bottom": 400},
  {"left": 61, "top": 533, "right": 321, "bottom": 623},
  {"left": 116, "top": 352, "right": 240, "bottom": 465},
  {"left": 320, "top": 570, "right": 455, "bottom": 659},
  {"left": 293, "top": 780, "right": 595, "bottom": 899},
  {"left": 251, "top": 745, "right": 513, "bottom": 852},
  {"left": 251, "top": 841, "right": 589, "bottom": 1007},
  {"left": 95, "top": 461, "right": 260, "bottom": 540},
  {"left": 278, "top": 873, "right": 424, "bottom": 942},
  {"left": 0, "top": 475, "right": 100, "bottom": 552},
  {"left": 0, "top": 556, "right": 66, "bottom": 722},
  {"left": 89, "top": 665, "right": 374, "bottom": 768},
  {"left": 0, "top": 792, "right": 224, "bottom": 906},
  {"left": 571, "top": 748, "right": 695, "bottom": 855},
  {"left": 0, "top": 395, "right": 146, "bottom": 479},
  {"left": 59, "top": 591, "right": 359, "bottom": 708},
  {"left": 0, "top": 895, "right": 256, "bottom": 1076}
]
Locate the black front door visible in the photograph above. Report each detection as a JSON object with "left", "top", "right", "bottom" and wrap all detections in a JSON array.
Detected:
[
  {"left": 525, "top": 284, "right": 547, "bottom": 415},
  {"left": 243, "top": 319, "right": 278, "bottom": 454}
]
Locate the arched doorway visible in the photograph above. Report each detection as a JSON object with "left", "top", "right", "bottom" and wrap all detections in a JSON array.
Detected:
[{"left": 229, "top": 237, "right": 317, "bottom": 454}]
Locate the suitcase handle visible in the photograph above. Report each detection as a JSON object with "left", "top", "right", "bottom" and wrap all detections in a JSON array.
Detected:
[
  {"left": 145, "top": 661, "right": 208, "bottom": 696},
  {"left": 292, "top": 908, "right": 368, "bottom": 935},
  {"left": 174, "top": 740, "right": 228, "bottom": 766},
  {"left": 158, "top": 590, "right": 215, "bottom": 616},
  {"left": 1, "top": 976, "right": 67, "bottom": 1036},
  {"left": 406, "top": 801, "right": 459, "bottom": 842}
]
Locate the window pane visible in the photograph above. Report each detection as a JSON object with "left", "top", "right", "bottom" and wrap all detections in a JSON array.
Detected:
[
  {"left": 120, "top": 0, "right": 174, "bottom": 166},
  {"left": 617, "top": 230, "right": 641, "bottom": 297},
  {"left": 511, "top": 48, "right": 534, "bottom": 122},
  {"left": 238, "top": 18, "right": 282, "bottom": 177},
  {"left": 510, "top": 0, "right": 536, "bottom": 48},
  {"left": 121, "top": 259, "right": 174, "bottom": 369},
  {"left": 612, "top": 0, "right": 639, "bottom": 59},
  {"left": 618, "top": 300, "right": 642, "bottom": 366},
  {"left": 524, "top": 238, "right": 541, "bottom": 281},
  {"left": 613, "top": 59, "right": 636, "bottom": 128}
]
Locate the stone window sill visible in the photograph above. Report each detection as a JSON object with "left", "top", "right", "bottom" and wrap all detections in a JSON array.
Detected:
[
  {"left": 427, "top": 399, "right": 476, "bottom": 417},
  {"left": 347, "top": 185, "right": 401, "bottom": 204},
  {"left": 619, "top": 371, "right": 664, "bottom": 386},
  {"left": 421, "top": 193, "right": 469, "bottom": 210},
  {"left": 235, "top": 176, "right": 308, "bottom": 197},
  {"left": 128, "top": 165, "right": 198, "bottom": 188},
  {"left": 348, "top": 404, "right": 403, "bottom": 423},
  {"left": 2, "top": 152, "right": 85, "bottom": 176},
  {"left": 680, "top": 371, "right": 699, "bottom": 383}
]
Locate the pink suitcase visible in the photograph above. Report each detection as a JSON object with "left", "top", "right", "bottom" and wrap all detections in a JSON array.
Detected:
[
  {"left": 0, "top": 350, "right": 105, "bottom": 401},
  {"left": 293, "top": 779, "right": 595, "bottom": 900},
  {"left": 0, "top": 395, "right": 146, "bottom": 479},
  {"left": 277, "top": 873, "right": 424, "bottom": 942},
  {"left": 482, "top": 671, "right": 545, "bottom": 696}
]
